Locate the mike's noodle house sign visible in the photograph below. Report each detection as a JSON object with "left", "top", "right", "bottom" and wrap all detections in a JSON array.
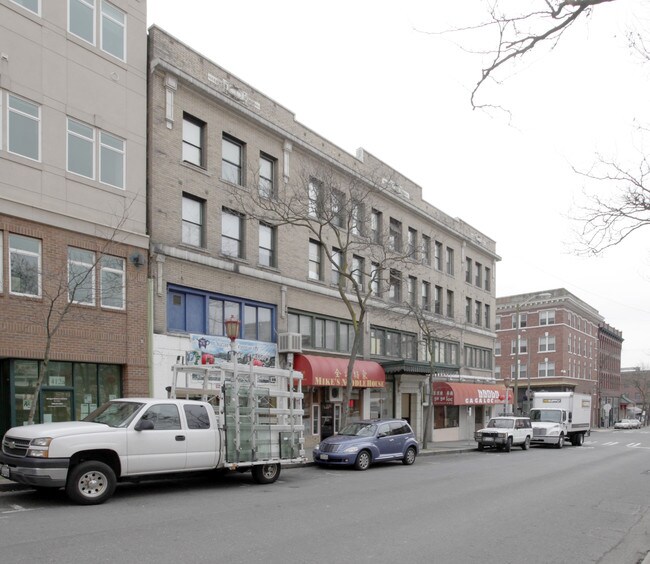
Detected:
[{"left": 432, "top": 382, "right": 510, "bottom": 406}]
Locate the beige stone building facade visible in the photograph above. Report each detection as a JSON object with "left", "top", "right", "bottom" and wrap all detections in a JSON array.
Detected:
[
  {"left": 147, "top": 27, "right": 500, "bottom": 445},
  {"left": 0, "top": 0, "right": 149, "bottom": 434}
]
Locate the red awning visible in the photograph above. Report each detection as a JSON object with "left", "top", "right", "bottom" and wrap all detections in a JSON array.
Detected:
[
  {"left": 294, "top": 354, "right": 385, "bottom": 388},
  {"left": 432, "top": 382, "right": 512, "bottom": 406}
]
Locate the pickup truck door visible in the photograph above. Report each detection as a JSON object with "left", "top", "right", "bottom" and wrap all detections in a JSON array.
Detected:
[
  {"left": 126, "top": 404, "right": 187, "bottom": 474},
  {"left": 182, "top": 403, "right": 219, "bottom": 469}
]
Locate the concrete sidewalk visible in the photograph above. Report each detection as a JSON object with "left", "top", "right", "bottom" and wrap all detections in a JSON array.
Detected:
[{"left": 0, "top": 439, "right": 478, "bottom": 493}]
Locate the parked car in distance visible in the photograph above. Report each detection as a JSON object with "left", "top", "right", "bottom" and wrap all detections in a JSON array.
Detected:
[
  {"left": 312, "top": 419, "right": 418, "bottom": 471},
  {"left": 475, "top": 416, "right": 533, "bottom": 452},
  {"left": 614, "top": 419, "right": 642, "bottom": 429}
]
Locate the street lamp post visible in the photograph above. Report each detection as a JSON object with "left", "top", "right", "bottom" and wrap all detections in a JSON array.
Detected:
[{"left": 504, "top": 377, "right": 511, "bottom": 415}]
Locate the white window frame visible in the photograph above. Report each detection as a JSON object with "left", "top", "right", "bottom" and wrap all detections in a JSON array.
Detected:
[
  {"left": 258, "top": 223, "right": 275, "bottom": 268},
  {"left": 67, "top": 117, "right": 95, "bottom": 180},
  {"left": 222, "top": 135, "right": 244, "bottom": 185},
  {"left": 222, "top": 209, "right": 243, "bottom": 258},
  {"left": 308, "top": 240, "right": 322, "bottom": 281},
  {"left": 99, "top": 131, "right": 125, "bottom": 189},
  {"left": 100, "top": 0, "right": 126, "bottom": 61},
  {"left": 259, "top": 153, "right": 275, "bottom": 199},
  {"left": 182, "top": 114, "right": 205, "bottom": 167},
  {"left": 11, "top": 0, "right": 41, "bottom": 15},
  {"left": 8, "top": 94, "right": 41, "bottom": 162},
  {"left": 181, "top": 194, "right": 204, "bottom": 247},
  {"left": 100, "top": 255, "right": 125, "bottom": 309},
  {"left": 539, "top": 334, "right": 556, "bottom": 353},
  {"left": 9, "top": 234, "right": 41, "bottom": 297},
  {"left": 69, "top": 0, "right": 96, "bottom": 46},
  {"left": 68, "top": 247, "right": 96, "bottom": 305}
]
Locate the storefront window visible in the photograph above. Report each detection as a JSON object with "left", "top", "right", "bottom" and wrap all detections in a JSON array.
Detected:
[
  {"left": 14, "top": 360, "right": 39, "bottom": 426},
  {"left": 98, "top": 364, "right": 121, "bottom": 402},
  {"left": 46, "top": 361, "right": 73, "bottom": 387},
  {"left": 434, "top": 405, "right": 460, "bottom": 429},
  {"left": 75, "top": 363, "right": 98, "bottom": 419}
]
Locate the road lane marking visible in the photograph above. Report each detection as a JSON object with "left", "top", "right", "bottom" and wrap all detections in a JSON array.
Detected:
[
  {"left": 627, "top": 442, "right": 642, "bottom": 447},
  {"left": 603, "top": 441, "right": 619, "bottom": 446}
]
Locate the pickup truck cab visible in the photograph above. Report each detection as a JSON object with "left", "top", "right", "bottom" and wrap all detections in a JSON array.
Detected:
[
  {"left": 0, "top": 397, "right": 289, "bottom": 504},
  {"left": 474, "top": 416, "right": 532, "bottom": 452}
]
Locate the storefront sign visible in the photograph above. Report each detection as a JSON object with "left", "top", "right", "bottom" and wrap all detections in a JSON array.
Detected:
[
  {"left": 188, "top": 334, "right": 277, "bottom": 367},
  {"left": 432, "top": 382, "right": 509, "bottom": 406},
  {"left": 294, "top": 354, "right": 385, "bottom": 388}
]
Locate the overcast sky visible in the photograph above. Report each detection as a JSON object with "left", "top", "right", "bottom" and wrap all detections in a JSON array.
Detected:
[{"left": 147, "top": 0, "right": 650, "bottom": 368}]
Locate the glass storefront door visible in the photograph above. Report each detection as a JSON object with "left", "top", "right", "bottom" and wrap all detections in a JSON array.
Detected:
[{"left": 40, "top": 389, "right": 74, "bottom": 423}]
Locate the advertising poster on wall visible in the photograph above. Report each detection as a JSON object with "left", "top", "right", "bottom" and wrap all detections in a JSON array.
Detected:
[{"left": 188, "top": 334, "right": 277, "bottom": 368}]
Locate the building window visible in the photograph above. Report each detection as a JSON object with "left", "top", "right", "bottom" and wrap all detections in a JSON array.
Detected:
[
  {"left": 370, "top": 261, "right": 380, "bottom": 296},
  {"left": 465, "top": 257, "right": 472, "bottom": 283},
  {"left": 539, "top": 334, "right": 556, "bottom": 352},
  {"left": 9, "top": 234, "right": 41, "bottom": 297},
  {"left": 434, "top": 241, "right": 442, "bottom": 270},
  {"left": 370, "top": 209, "right": 382, "bottom": 243},
  {"left": 308, "top": 177, "right": 322, "bottom": 218},
  {"left": 100, "top": 1, "right": 126, "bottom": 60},
  {"left": 434, "top": 285, "right": 442, "bottom": 315},
  {"left": 475, "top": 262, "right": 482, "bottom": 287},
  {"left": 422, "top": 235, "right": 431, "bottom": 265},
  {"left": 259, "top": 153, "right": 275, "bottom": 198},
  {"left": 407, "top": 228, "right": 417, "bottom": 257},
  {"left": 222, "top": 209, "right": 244, "bottom": 258},
  {"left": 495, "top": 316, "right": 501, "bottom": 330},
  {"left": 424, "top": 339, "right": 459, "bottom": 366},
  {"left": 511, "top": 338, "right": 527, "bottom": 354},
  {"left": 182, "top": 194, "right": 204, "bottom": 247},
  {"left": 421, "top": 281, "right": 430, "bottom": 311},
  {"left": 11, "top": 0, "right": 40, "bottom": 15},
  {"left": 446, "top": 247, "right": 454, "bottom": 275},
  {"left": 68, "top": 247, "right": 95, "bottom": 305},
  {"left": 69, "top": 0, "right": 95, "bottom": 44},
  {"left": 182, "top": 114, "right": 205, "bottom": 167},
  {"left": 100, "top": 255, "right": 125, "bottom": 309},
  {"left": 289, "top": 311, "right": 353, "bottom": 353},
  {"left": 540, "top": 310, "right": 555, "bottom": 325},
  {"left": 484, "top": 304, "right": 491, "bottom": 328},
  {"left": 407, "top": 276, "right": 417, "bottom": 306},
  {"left": 465, "top": 298, "right": 472, "bottom": 323},
  {"left": 8, "top": 94, "right": 40, "bottom": 161},
  {"left": 370, "top": 327, "right": 416, "bottom": 360},
  {"left": 446, "top": 290, "right": 454, "bottom": 318},
  {"left": 388, "top": 269, "right": 401, "bottom": 303},
  {"left": 465, "top": 346, "right": 492, "bottom": 370},
  {"left": 513, "top": 312, "right": 527, "bottom": 329},
  {"left": 68, "top": 0, "right": 125, "bottom": 61},
  {"left": 351, "top": 201, "right": 363, "bottom": 235},
  {"left": 330, "top": 190, "right": 344, "bottom": 227},
  {"left": 484, "top": 267, "right": 491, "bottom": 291},
  {"left": 352, "top": 255, "right": 364, "bottom": 287},
  {"left": 475, "top": 301, "right": 482, "bottom": 326},
  {"left": 308, "top": 239, "right": 322, "bottom": 280},
  {"left": 67, "top": 118, "right": 124, "bottom": 188},
  {"left": 258, "top": 223, "right": 276, "bottom": 268},
  {"left": 222, "top": 134, "right": 244, "bottom": 185},
  {"left": 99, "top": 131, "right": 125, "bottom": 188},
  {"left": 495, "top": 341, "right": 501, "bottom": 356},
  {"left": 538, "top": 360, "right": 556, "bottom": 377},
  {"left": 388, "top": 218, "right": 402, "bottom": 252}
]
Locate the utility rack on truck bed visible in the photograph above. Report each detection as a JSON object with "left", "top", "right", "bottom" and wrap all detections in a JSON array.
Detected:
[{"left": 169, "top": 362, "right": 306, "bottom": 466}]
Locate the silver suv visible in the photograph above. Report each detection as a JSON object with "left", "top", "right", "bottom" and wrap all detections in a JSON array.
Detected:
[{"left": 475, "top": 416, "right": 532, "bottom": 452}]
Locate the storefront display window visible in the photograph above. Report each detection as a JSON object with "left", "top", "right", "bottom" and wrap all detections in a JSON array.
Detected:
[
  {"left": 435, "top": 405, "right": 460, "bottom": 429},
  {"left": 14, "top": 360, "right": 39, "bottom": 426}
]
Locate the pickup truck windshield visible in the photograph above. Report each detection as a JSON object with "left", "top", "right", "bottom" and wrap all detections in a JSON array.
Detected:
[
  {"left": 529, "top": 409, "right": 562, "bottom": 423},
  {"left": 84, "top": 401, "right": 145, "bottom": 428}
]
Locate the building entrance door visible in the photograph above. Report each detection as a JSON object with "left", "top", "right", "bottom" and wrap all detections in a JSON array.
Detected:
[{"left": 474, "top": 406, "right": 485, "bottom": 431}]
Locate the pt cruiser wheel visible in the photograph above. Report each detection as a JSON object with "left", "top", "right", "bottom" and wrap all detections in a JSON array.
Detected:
[
  {"left": 354, "top": 450, "right": 371, "bottom": 471},
  {"left": 402, "top": 446, "right": 417, "bottom": 465}
]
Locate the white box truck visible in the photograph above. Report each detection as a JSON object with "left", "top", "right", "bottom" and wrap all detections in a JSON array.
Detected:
[
  {"left": 0, "top": 362, "right": 305, "bottom": 504},
  {"left": 529, "top": 392, "right": 591, "bottom": 448}
]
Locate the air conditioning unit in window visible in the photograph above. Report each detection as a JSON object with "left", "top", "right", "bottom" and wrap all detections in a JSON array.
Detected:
[
  {"left": 277, "top": 333, "right": 302, "bottom": 354},
  {"left": 329, "top": 387, "right": 343, "bottom": 402}
]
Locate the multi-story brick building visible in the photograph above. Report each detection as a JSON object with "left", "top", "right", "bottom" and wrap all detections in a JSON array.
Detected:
[
  {"left": 598, "top": 322, "right": 624, "bottom": 426},
  {"left": 0, "top": 0, "right": 149, "bottom": 434},
  {"left": 147, "top": 27, "right": 501, "bottom": 445},
  {"left": 495, "top": 289, "right": 622, "bottom": 427}
]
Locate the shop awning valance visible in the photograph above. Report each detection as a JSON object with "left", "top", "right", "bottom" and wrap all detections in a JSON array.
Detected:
[
  {"left": 432, "top": 382, "right": 512, "bottom": 406},
  {"left": 294, "top": 354, "right": 385, "bottom": 388}
]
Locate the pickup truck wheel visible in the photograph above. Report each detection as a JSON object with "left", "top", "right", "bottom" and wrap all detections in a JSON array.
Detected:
[
  {"left": 504, "top": 437, "right": 512, "bottom": 452},
  {"left": 402, "top": 446, "right": 417, "bottom": 465},
  {"left": 477, "top": 443, "right": 485, "bottom": 451},
  {"left": 522, "top": 436, "right": 530, "bottom": 450},
  {"left": 251, "top": 463, "right": 281, "bottom": 484},
  {"left": 556, "top": 434, "right": 564, "bottom": 449},
  {"left": 66, "top": 461, "right": 116, "bottom": 505},
  {"left": 354, "top": 450, "right": 371, "bottom": 471}
]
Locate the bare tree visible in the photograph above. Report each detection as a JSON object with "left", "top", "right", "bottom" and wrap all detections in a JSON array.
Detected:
[{"left": 226, "top": 162, "right": 416, "bottom": 427}]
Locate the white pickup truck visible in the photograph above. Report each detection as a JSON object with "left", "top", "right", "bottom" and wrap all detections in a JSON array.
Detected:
[{"left": 0, "top": 364, "right": 305, "bottom": 504}]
